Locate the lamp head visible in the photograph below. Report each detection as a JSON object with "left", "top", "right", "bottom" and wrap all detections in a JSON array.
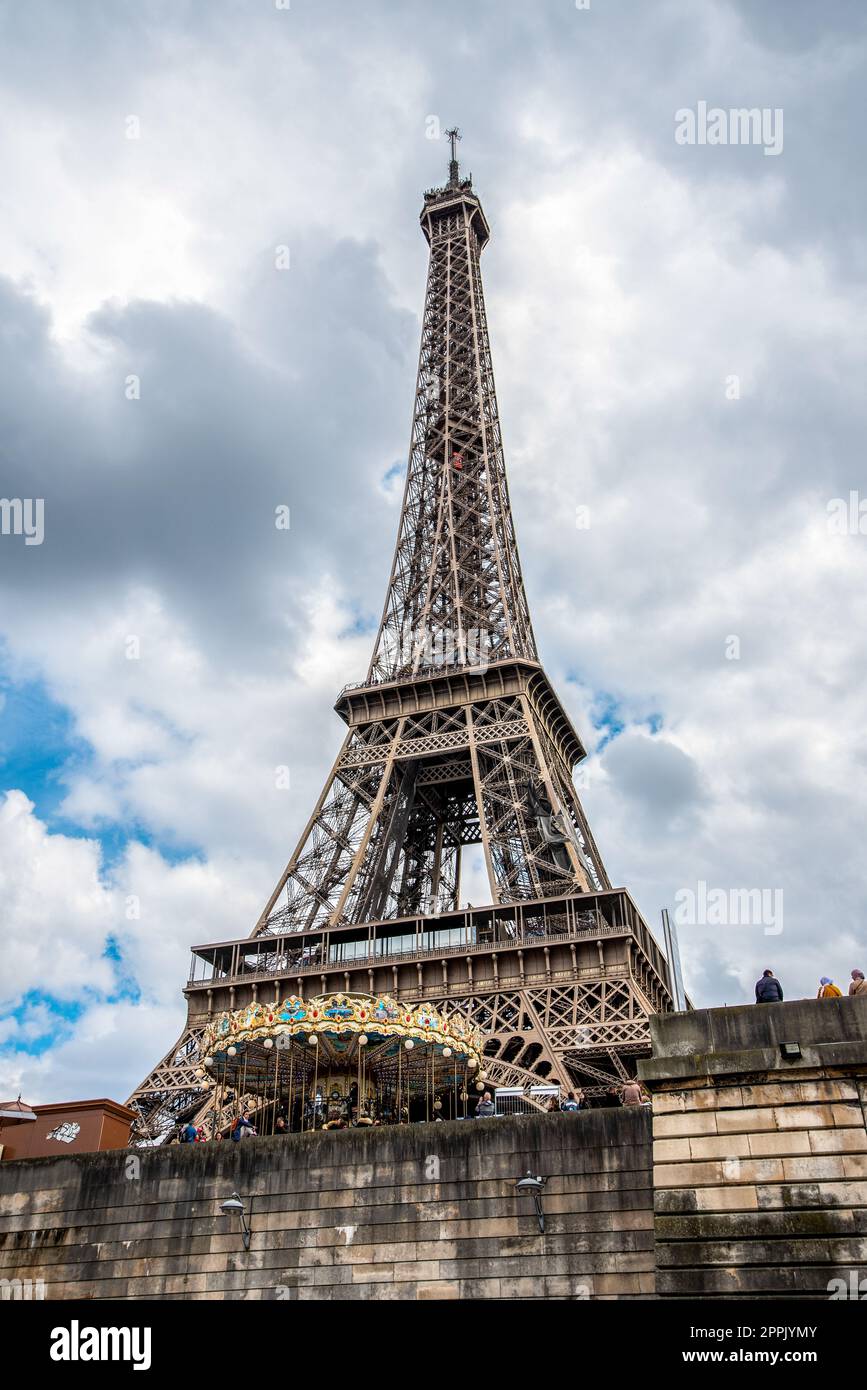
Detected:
[{"left": 516, "top": 1172, "right": 546, "bottom": 1195}]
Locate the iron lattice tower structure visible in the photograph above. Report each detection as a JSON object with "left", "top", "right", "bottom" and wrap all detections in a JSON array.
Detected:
[{"left": 129, "top": 140, "right": 674, "bottom": 1139}]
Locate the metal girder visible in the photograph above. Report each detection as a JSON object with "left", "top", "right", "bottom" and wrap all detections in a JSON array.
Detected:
[
  {"left": 253, "top": 695, "right": 604, "bottom": 934},
  {"left": 367, "top": 174, "right": 536, "bottom": 686}
]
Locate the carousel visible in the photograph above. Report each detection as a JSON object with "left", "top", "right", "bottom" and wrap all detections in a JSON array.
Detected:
[{"left": 199, "top": 992, "right": 487, "bottom": 1133}]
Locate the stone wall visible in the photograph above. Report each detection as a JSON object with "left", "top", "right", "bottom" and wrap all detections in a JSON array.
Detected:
[
  {"left": 3, "top": 998, "right": 865, "bottom": 1301},
  {"left": 639, "top": 996, "right": 867, "bottom": 1298},
  {"left": 0, "top": 1109, "right": 654, "bottom": 1300}
]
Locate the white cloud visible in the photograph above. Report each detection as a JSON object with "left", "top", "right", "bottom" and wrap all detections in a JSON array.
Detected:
[{"left": 0, "top": 791, "right": 118, "bottom": 1010}]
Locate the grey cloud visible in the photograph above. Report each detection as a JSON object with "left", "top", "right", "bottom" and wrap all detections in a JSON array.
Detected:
[{"left": 601, "top": 732, "right": 704, "bottom": 826}]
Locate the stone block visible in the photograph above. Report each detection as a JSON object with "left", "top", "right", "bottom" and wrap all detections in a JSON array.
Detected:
[
  {"left": 798, "top": 1079, "right": 859, "bottom": 1103},
  {"left": 716, "top": 1107, "right": 779, "bottom": 1134},
  {"left": 350, "top": 1264, "right": 395, "bottom": 1283},
  {"left": 809, "top": 1128, "right": 867, "bottom": 1154},
  {"left": 615, "top": 1210, "right": 654, "bottom": 1231},
  {"left": 543, "top": 1275, "right": 587, "bottom": 1298},
  {"left": 694, "top": 1185, "right": 759, "bottom": 1212},
  {"left": 693, "top": 1085, "right": 744, "bottom": 1110},
  {"left": 415, "top": 1240, "right": 459, "bottom": 1261},
  {"left": 590, "top": 1272, "right": 644, "bottom": 1295},
  {"left": 739, "top": 1083, "right": 790, "bottom": 1107},
  {"left": 781, "top": 1155, "right": 845, "bottom": 1183},
  {"left": 653, "top": 1111, "right": 719, "bottom": 1138},
  {"left": 496, "top": 1276, "right": 540, "bottom": 1297},
  {"left": 747, "top": 1130, "right": 812, "bottom": 1157},
  {"left": 816, "top": 1180, "right": 867, "bottom": 1205},
  {"left": 652, "top": 1138, "right": 692, "bottom": 1162},
  {"left": 830, "top": 1103, "right": 866, "bottom": 1127},
  {"left": 754, "top": 1181, "right": 818, "bottom": 1210},
  {"left": 772, "top": 1105, "right": 836, "bottom": 1131},
  {"left": 654, "top": 1157, "right": 783, "bottom": 1189},
  {"left": 689, "top": 1133, "right": 751, "bottom": 1161},
  {"left": 651, "top": 1093, "right": 687, "bottom": 1115},
  {"left": 392, "top": 1260, "right": 439, "bottom": 1282},
  {"left": 458, "top": 1277, "right": 501, "bottom": 1298}
]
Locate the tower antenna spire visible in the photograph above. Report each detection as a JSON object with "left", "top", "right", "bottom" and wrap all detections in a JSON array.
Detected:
[{"left": 445, "top": 126, "right": 461, "bottom": 187}]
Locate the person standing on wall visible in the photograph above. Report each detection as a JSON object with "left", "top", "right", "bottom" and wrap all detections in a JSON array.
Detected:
[
  {"left": 755, "top": 969, "right": 784, "bottom": 1003},
  {"left": 621, "top": 1079, "right": 644, "bottom": 1106},
  {"left": 817, "top": 977, "right": 842, "bottom": 999}
]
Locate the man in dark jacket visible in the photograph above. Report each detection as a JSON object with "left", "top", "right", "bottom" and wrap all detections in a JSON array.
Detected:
[{"left": 755, "top": 969, "right": 783, "bottom": 1003}]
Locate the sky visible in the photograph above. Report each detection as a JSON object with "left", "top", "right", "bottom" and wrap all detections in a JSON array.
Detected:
[{"left": 1, "top": 0, "right": 866, "bottom": 1104}]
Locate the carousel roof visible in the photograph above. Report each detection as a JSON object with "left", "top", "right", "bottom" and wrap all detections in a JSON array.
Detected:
[{"left": 200, "top": 991, "right": 484, "bottom": 1066}]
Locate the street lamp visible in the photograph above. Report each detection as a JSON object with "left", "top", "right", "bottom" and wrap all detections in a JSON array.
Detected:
[
  {"left": 220, "top": 1192, "right": 252, "bottom": 1250},
  {"left": 515, "top": 1171, "right": 547, "bottom": 1234}
]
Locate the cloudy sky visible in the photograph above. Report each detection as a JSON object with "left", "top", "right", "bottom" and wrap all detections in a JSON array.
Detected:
[{"left": 1, "top": 0, "right": 866, "bottom": 1104}]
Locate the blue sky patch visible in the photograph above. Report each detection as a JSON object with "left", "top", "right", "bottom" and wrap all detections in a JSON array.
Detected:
[
  {"left": 381, "top": 461, "right": 404, "bottom": 486},
  {"left": 590, "top": 691, "right": 627, "bottom": 751},
  {"left": 0, "top": 667, "right": 204, "bottom": 872},
  {"left": 1, "top": 991, "right": 86, "bottom": 1057},
  {"left": 0, "top": 671, "right": 90, "bottom": 823}
]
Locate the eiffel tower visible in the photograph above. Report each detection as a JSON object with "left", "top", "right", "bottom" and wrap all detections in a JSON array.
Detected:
[{"left": 128, "top": 133, "right": 675, "bottom": 1139}]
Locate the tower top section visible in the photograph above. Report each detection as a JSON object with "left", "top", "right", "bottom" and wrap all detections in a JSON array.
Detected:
[
  {"left": 421, "top": 128, "right": 490, "bottom": 249},
  {"left": 366, "top": 128, "right": 535, "bottom": 687}
]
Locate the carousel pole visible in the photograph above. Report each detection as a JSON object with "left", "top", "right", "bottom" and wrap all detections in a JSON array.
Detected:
[
  {"left": 271, "top": 1044, "right": 279, "bottom": 1134},
  {"left": 216, "top": 1056, "right": 227, "bottom": 1139},
  {"left": 212, "top": 1057, "right": 221, "bottom": 1140},
  {"left": 288, "top": 1045, "right": 295, "bottom": 1132},
  {"left": 398, "top": 1042, "right": 402, "bottom": 1125},
  {"left": 312, "top": 1040, "right": 320, "bottom": 1130},
  {"left": 300, "top": 1052, "right": 306, "bottom": 1134}
]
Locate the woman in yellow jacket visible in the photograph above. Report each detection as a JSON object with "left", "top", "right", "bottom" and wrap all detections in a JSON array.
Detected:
[{"left": 817, "top": 977, "right": 842, "bottom": 999}]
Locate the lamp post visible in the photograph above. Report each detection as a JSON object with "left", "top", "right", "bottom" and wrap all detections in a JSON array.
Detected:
[
  {"left": 515, "top": 1171, "right": 547, "bottom": 1234},
  {"left": 219, "top": 1192, "right": 252, "bottom": 1251}
]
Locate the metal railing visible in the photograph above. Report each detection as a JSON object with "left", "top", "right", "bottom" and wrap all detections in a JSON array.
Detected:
[
  {"left": 186, "top": 919, "right": 629, "bottom": 990},
  {"left": 336, "top": 654, "right": 513, "bottom": 702}
]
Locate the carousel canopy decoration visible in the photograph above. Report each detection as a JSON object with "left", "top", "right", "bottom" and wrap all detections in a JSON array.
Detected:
[{"left": 200, "top": 992, "right": 483, "bottom": 1068}]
